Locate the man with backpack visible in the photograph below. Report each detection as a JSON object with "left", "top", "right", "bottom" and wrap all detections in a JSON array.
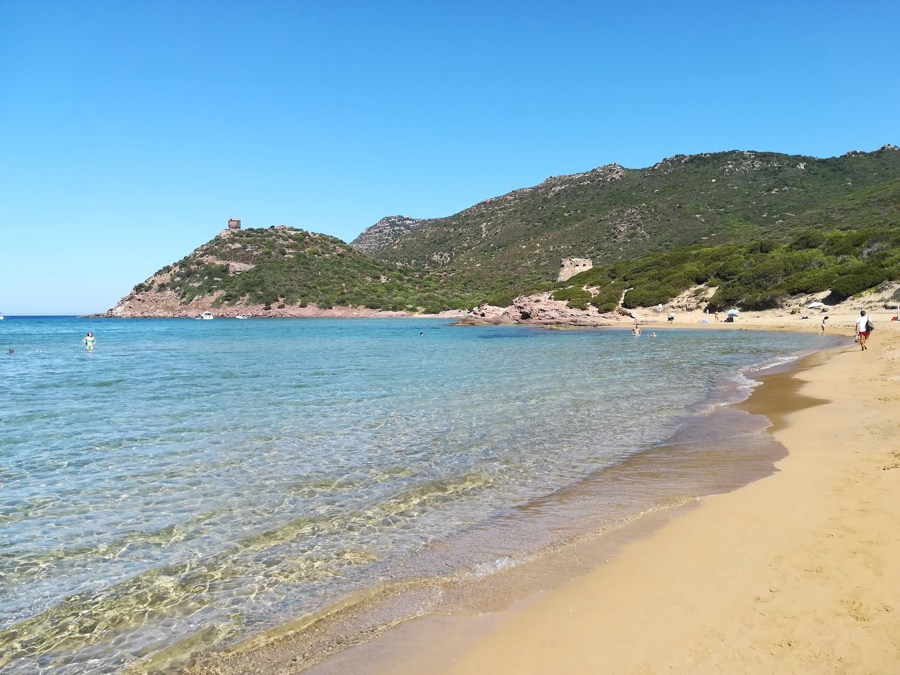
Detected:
[{"left": 855, "top": 310, "right": 874, "bottom": 351}]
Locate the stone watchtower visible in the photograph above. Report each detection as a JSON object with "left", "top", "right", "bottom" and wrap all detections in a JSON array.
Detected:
[
  {"left": 227, "top": 218, "right": 242, "bottom": 230},
  {"left": 558, "top": 258, "right": 592, "bottom": 282}
]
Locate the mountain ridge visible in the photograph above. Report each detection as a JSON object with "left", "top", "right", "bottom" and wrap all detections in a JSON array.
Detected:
[{"left": 104, "top": 145, "right": 900, "bottom": 318}]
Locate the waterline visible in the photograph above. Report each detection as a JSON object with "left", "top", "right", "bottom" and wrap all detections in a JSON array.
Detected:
[{"left": 0, "top": 318, "right": 841, "bottom": 672}]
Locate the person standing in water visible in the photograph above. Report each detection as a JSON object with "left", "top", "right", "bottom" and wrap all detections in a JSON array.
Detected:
[{"left": 83, "top": 331, "right": 97, "bottom": 351}]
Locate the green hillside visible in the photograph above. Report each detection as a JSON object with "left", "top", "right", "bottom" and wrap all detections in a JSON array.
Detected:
[
  {"left": 554, "top": 222, "right": 900, "bottom": 313},
  {"left": 124, "top": 226, "right": 486, "bottom": 314},
  {"left": 115, "top": 146, "right": 900, "bottom": 315},
  {"left": 364, "top": 148, "right": 900, "bottom": 297}
]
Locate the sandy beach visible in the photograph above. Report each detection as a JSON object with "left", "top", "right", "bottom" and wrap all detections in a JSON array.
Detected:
[
  {"left": 383, "top": 318, "right": 898, "bottom": 674},
  {"left": 177, "top": 310, "right": 900, "bottom": 674}
]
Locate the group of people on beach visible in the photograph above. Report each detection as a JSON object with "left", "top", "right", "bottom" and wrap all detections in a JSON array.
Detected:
[{"left": 627, "top": 310, "right": 874, "bottom": 351}]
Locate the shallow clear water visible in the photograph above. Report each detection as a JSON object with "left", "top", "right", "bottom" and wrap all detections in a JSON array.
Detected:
[{"left": 0, "top": 317, "right": 839, "bottom": 672}]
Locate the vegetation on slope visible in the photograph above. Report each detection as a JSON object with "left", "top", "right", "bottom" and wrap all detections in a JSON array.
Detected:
[
  {"left": 117, "top": 147, "right": 900, "bottom": 315},
  {"left": 553, "top": 224, "right": 900, "bottom": 312},
  {"left": 127, "top": 226, "right": 494, "bottom": 313},
  {"left": 365, "top": 148, "right": 900, "bottom": 274}
]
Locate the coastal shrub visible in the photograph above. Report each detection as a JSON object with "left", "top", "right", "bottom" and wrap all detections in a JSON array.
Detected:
[
  {"left": 249, "top": 289, "right": 279, "bottom": 305},
  {"left": 748, "top": 238, "right": 778, "bottom": 254},
  {"left": 780, "top": 269, "right": 832, "bottom": 296},
  {"left": 572, "top": 267, "right": 612, "bottom": 287},
  {"left": 829, "top": 264, "right": 892, "bottom": 300},
  {"left": 734, "top": 257, "right": 793, "bottom": 290},
  {"left": 419, "top": 301, "right": 445, "bottom": 314},
  {"left": 789, "top": 230, "right": 827, "bottom": 251},
  {"left": 551, "top": 286, "right": 592, "bottom": 310},
  {"left": 706, "top": 285, "right": 746, "bottom": 312},
  {"left": 621, "top": 284, "right": 671, "bottom": 309},
  {"left": 486, "top": 291, "right": 518, "bottom": 307},
  {"left": 621, "top": 272, "right": 694, "bottom": 309},
  {"left": 824, "top": 230, "right": 864, "bottom": 257},
  {"left": 712, "top": 254, "right": 752, "bottom": 281},
  {"left": 680, "top": 262, "right": 708, "bottom": 284},
  {"left": 742, "top": 291, "right": 782, "bottom": 310},
  {"left": 590, "top": 282, "right": 625, "bottom": 313}
]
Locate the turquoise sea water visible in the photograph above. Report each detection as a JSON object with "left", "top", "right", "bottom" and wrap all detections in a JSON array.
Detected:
[{"left": 0, "top": 317, "right": 841, "bottom": 672}]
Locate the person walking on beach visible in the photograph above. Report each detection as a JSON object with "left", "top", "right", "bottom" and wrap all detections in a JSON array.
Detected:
[
  {"left": 820, "top": 315, "right": 828, "bottom": 335},
  {"left": 83, "top": 331, "right": 97, "bottom": 351},
  {"left": 855, "top": 311, "right": 870, "bottom": 351}
]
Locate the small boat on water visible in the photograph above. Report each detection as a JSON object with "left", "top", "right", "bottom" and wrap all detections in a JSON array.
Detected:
[
  {"left": 234, "top": 315, "right": 248, "bottom": 320},
  {"left": 199, "top": 311, "right": 214, "bottom": 320},
  {"left": 0, "top": 312, "right": 4, "bottom": 320}
]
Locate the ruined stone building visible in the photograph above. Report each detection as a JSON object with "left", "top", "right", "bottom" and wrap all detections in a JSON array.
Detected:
[{"left": 557, "top": 258, "right": 592, "bottom": 282}]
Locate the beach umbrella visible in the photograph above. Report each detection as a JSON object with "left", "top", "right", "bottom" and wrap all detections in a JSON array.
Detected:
[
  {"left": 726, "top": 308, "right": 740, "bottom": 316},
  {"left": 807, "top": 301, "right": 825, "bottom": 308}
]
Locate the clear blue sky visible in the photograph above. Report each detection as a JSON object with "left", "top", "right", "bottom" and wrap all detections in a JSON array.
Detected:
[{"left": 2, "top": 0, "right": 897, "bottom": 315}]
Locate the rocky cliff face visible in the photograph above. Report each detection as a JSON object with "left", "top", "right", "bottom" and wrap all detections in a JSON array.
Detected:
[{"left": 349, "top": 215, "right": 423, "bottom": 254}]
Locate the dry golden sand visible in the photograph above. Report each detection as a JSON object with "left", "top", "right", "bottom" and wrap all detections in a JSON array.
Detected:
[{"left": 419, "top": 321, "right": 900, "bottom": 674}]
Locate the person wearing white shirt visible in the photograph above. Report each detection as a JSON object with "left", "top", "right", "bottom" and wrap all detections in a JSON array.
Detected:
[{"left": 855, "top": 310, "right": 871, "bottom": 351}]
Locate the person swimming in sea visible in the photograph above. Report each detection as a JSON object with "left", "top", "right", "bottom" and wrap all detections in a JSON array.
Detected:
[{"left": 83, "top": 331, "right": 96, "bottom": 351}]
